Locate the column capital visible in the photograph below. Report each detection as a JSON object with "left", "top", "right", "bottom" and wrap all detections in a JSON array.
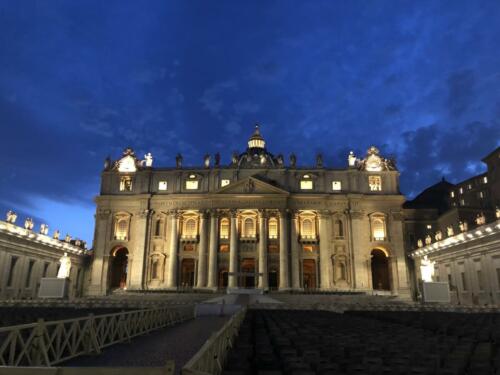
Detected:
[
  {"left": 278, "top": 209, "right": 289, "bottom": 219},
  {"left": 258, "top": 209, "right": 268, "bottom": 219},
  {"left": 135, "top": 209, "right": 152, "bottom": 219},
  {"left": 198, "top": 210, "right": 209, "bottom": 219},
  {"left": 208, "top": 209, "right": 220, "bottom": 218},
  {"left": 229, "top": 209, "right": 238, "bottom": 218},
  {"left": 167, "top": 209, "right": 181, "bottom": 218}
]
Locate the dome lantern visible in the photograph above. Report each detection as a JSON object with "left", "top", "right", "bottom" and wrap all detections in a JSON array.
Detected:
[{"left": 247, "top": 125, "right": 266, "bottom": 149}]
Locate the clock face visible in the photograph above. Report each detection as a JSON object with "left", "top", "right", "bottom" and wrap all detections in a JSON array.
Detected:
[
  {"left": 365, "top": 154, "right": 382, "bottom": 171},
  {"left": 118, "top": 155, "right": 137, "bottom": 173}
]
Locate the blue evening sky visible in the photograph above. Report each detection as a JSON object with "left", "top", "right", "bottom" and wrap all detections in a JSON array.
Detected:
[{"left": 1, "top": 1, "right": 499, "bottom": 245}]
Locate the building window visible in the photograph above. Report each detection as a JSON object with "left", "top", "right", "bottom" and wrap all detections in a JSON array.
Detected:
[
  {"left": 242, "top": 217, "right": 256, "bottom": 238},
  {"left": 268, "top": 217, "right": 278, "bottom": 239},
  {"left": 183, "top": 218, "right": 197, "bottom": 237},
  {"left": 334, "top": 219, "right": 344, "bottom": 238},
  {"left": 300, "top": 175, "right": 313, "bottom": 190},
  {"left": 426, "top": 224, "right": 432, "bottom": 229},
  {"left": 219, "top": 244, "right": 229, "bottom": 253},
  {"left": 461, "top": 272, "right": 467, "bottom": 291},
  {"left": 468, "top": 184, "right": 472, "bottom": 190},
  {"left": 332, "top": 181, "right": 342, "bottom": 191},
  {"left": 154, "top": 219, "right": 163, "bottom": 237},
  {"left": 371, "top": 215, "right": 386, "bottom": 241},
  {"left": 220, "top": 218, "right": 229, "bottom": 239},
  {"left": 483, "top": 176, "right": 488, "bottom": 184},
  {"left": 120, "top": 176, "right": 133, "bottom": 192},
  {"left": 151, "top": 259, "right": 159, "bottom": 279},
  {"left": 158, "top": 181, "right": 168, "bottom": 191},
  {"left": 25, "top": 259, "right": 35, "bottom": 288},
  {"left": 185, "top": 174, "right": 199, "bottom": 190},
  {"left": 478, "top": 191, "right": 485, "bottom": 199},
  {"left": 7, "top": 257, "right": 18, "bottom": 287},
  {"left": 368, "top": 176, "right": 382, "bottom": 191},
  {"left": 303, "top": 245, "right": 314, "bottom": 252},
  {"left": 459, "top": 187, "right": 464, "bottom": 194},
  {"left": 114, "top": 217, "right": 129, "bottom": 241},
  {"left": 459, "top": 199, "right": 465, "bottom": 206},
  {"left": 301, "top": 218, "right": 315, "bottom": 238},
  {"left": 221, "top": 179, "right": 230, "bottom": 187},
  {"left": 450, "top": 191, "right": 455, "bottom": 198},
  {"left": 268, "top": 244, "right": 279, "bottom": 253}
]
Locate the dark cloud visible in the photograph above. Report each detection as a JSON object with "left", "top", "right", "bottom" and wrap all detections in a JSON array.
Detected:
[{"left": 447, "top": 69, "right": 476, "bottom": 118}]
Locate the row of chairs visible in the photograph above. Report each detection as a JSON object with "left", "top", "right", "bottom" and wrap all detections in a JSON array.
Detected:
[{"left": 222, "top": 309, "right": 500, "bottom": 375}]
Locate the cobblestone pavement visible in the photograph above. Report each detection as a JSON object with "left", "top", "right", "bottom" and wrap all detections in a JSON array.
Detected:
[{"left": 63, "top": 316, "right": 228, "bottom": 373}]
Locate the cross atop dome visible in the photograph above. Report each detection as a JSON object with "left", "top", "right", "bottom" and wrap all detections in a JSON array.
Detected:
[{"left": 247, "top": 124, "right": 266, "bottom": 149}]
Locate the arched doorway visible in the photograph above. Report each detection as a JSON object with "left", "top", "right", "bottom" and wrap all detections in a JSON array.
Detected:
[
  {"left": 268, "top": 268, "right": 278, "bottom": 290},
  {"left": 218, "top": 268, "right": 228, "bottom": 288},
  {"left": 371, "top": 249, "right": 390, "bottom": 290},
  {"left": 303, "top": 259, "right": 316, "bottom": 289},
  {"left": 110, "top": 247, "right": 128, "bottom": 289},
  {"left": 241, "top": 258, "right": 255, "bottom": 288},
  {"left": 180, "top": 259, "right": 195, "bottom": 287}
]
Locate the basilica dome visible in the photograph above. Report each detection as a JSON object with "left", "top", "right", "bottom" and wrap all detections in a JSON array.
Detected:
[{"left": 234, "top": 125, "right": 282, "bottom": 168}]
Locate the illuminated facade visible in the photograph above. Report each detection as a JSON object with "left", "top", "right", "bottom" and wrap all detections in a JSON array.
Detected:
[{"left": 87, "top": 126, "right": 410, "bottom": 297}]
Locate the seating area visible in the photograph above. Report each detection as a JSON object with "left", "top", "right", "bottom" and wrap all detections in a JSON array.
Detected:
[
  {"left": 223, "top": 309, "right": 500, "bottom": 375},
  {"left": 269, "top": 293, "right": 407, "bottom": 307}
]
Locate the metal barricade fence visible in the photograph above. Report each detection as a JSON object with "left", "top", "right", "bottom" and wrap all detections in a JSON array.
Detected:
[
  {"left": 0, "top": 304, "right": 195, "bottom": 367},
  {"left": 182, "top": 307, "right": 246, "bottom": 375}
]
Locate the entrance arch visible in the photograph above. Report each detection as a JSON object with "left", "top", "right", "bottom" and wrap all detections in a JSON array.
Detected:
[
  {"left": 303, "top": 259, "right": 316, "bottom": 289},
  {"left": 241, "top": 258, "right": 255, "bottom": 288},
  {"left": 371, "top": 248, "right": 390, "bottom": 290},
  {"left": 180, "top": 259, "right": 195, "bottom": 287},
  {"left": 268, "top": 268, "right": 278, "bottom": 290},
  {"left": 110, "top": 247, "right": 128, "bottom": 289},
  {"left": 218, "top": 268, "right": 228, "bottom": 288}
]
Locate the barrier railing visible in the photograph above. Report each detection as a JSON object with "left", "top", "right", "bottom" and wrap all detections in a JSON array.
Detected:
[
  {"left": 182, "top": 307, "right": 246, "bottom": 375},
  {"left": 0, "top": 304, "right": 194, "bottom": 367}
]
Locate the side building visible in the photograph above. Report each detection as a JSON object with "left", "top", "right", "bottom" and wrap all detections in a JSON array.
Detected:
[
  {"left": 87, "top": 127, "right": 411, "bottom": 298},
  {"left": 0, "top": 214, "right": 89, "bottom": 299},
  {"left": 404, "top": 147, "right": 500, "bottom": 304}
]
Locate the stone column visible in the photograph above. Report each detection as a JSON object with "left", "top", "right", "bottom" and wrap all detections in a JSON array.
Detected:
[
  {"left": 129, "top": 209, "right": 150, "bottom": 290},
  {"left": 279, "top": 210, "right": 290, "bottom": 290},
  {"left": 290, "top": 211, "right": 301, "bottom": 289},
  {"left": 206, "top": 211, "right": 219, "bottom": 289},
  {"left": 196, "top": 211, "right": 208, "bottom": 288},
  {"left": 88, "top": 209, "right": 112, "bottom": 295},
  {"left": 228, "top": 210, "right": 238, "bottom": 288},
  {"left": 166, "top": 211, "right": 179, "bottom": 288},
  {"left": 319, "top": 210, "right": 332, "bottom": 290},
  {"left": 258, "top": 210, "right": 268, "bottom": 290}
]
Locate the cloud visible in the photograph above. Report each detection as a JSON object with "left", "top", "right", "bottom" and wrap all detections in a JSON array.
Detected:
[
  {"left": 199, "top": 80, "right": 238, "bottom": 117},
  {"left": 447, "top": 69, "right": 475, "bottom": 118}
]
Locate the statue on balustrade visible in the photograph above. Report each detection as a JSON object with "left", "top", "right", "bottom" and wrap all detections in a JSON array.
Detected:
[
  {"left": 420, "top": 255, "right": 435, "bottom": 283},
  {"left": 289, "top": 153, "right": 297, "bottom": 168},
  {"left": 214, "top": 153, "right": 221, "bottom": 167},
  {"left": 316, "top": 153, "right": 323, "bottom": 168},
  {"left": 24, "top": 218, "right": 34, "bottom": 230},
  {"left": 204, "top": 154, "right": 210, "bottom": 168},
  {"left": 459, "top": 220, "right": 468, "bottom": 232},
  {"left": 144, "top": 152, "right": 153, "bottom": 167},
  {"left": 417, "top": 239, "right": 423, "bottom": 248},
  {"left": 57, "top": 252, "right": 72, "bottom": 279},
  {"left": 5, "top": 210, "right": 17, "bottom": 224},
  {"left": 53, "top": 230, "right": 60, "bottom": 240},
  {"left": 175, "top": 153, "right": 183, "bottom": 168},
  {"left": 435, "top": 231, "right": 442, "bottom": 241},
  {"left": 447, "top": 226, "right": 454, "bottom": 237}
]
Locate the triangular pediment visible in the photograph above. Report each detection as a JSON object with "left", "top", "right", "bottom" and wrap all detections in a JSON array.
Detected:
[{"left": 215, "top": 176, "right": 289, "bottom": 195}]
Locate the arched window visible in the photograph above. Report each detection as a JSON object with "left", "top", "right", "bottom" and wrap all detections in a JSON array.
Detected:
[
  {"left": 220, "top": 218, "right": 229, "bottom": 239},
  {"left": 183, "top": 218, "right": 197, "bottom": 237},
  {"left": 151, "top": 259, "right": 159, "bottom": 279},
  {"left": 372, "top": 216, "right": 386, "bottom": 241},
  {"left": 268, "top": 217, "right": 278, "bottom": 239},
  {"left": 302, "top": 218, "right": 314, "bottom": 238},
  {"left": 115, "top": 218, "right": 129, "bottom": 240},
  {"left": 243, "top": 217, "right": 255, "bottom": 238},
  {"left": 334, "top": 219, "right": 344, "bottom": 238},
  {"left": 154, "top": 219, "right": 162, "bottom": 237}
]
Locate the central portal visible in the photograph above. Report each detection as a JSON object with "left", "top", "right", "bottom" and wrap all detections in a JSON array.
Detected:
[{"left": 240, "top": 258, "right": 256, "bottom": 288}]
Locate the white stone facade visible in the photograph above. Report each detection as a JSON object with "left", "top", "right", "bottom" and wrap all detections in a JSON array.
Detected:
[{"left": 87, "top": 129, "right": 411, "bottom": 297}]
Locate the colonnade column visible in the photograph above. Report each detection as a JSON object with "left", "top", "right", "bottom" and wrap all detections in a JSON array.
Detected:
[
  {"left": 290, "top": 211, "right": 301, "bottom": 289},
  {"left": 258, "top": 210, "right": 268, "bottom": 290},
  {"left": 228, "top": 210, "right": 238, "bottom": 288},
  {"left": 279, "top": 210, "right": 290, "bottom": 290},
  {"left": 319, "top": 210, "right": 332, "bottom": 290},
  {"left": 196, "top": 211, "right": 208, "bottom": 288},
  {"left": 206, "top": 210, "right": 219, "bottom": 289},
  {"left": 167, "top": 210, "right": 179, "bottom": 288}
]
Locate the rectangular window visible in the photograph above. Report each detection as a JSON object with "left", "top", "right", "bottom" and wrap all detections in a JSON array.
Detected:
[
  {"left": 7, "top": 257, "right": 18, "bottom": 287},
  {"left": 331, "top": 181, "right": 342, "bottom": 191},
  {"left": 300, "top": 180, "right": 313, "bottom": 190},
  {"left": 483, "top": 176, "right": 488, "bottom": 184},
  {"left": 185, "top": 180, "right": 199, "bottom": 190},
  {"left": 158, "top": 181, "right": 168, "bottom": 191},
  {"left": 478, "top": 191, "right": 484, "bottom": 199},
  {"left": 219, "top": 244, "right": 229, "bottom": 253},
  {"left": 119, "top": 176, "right": 133, "bottom": 191},
  {"left": 220, "top": 179, "right": 230, "bottom": 187},
  {"left": 368, "top": 176, "right": 382, "bottom": 191},
  {"left": 461, "top": 272, "right": 467, "bottom": 291},
  {"left": 303, "top": 245, "right": 314, "bottom": 252},
  {"left": 460, "top": 199, "right": 465, "bottom": 206},
  {"left": 468, "top": 184, "right": 472, "bottom": 190},
  {"left": 459, "top": 187, "right": 464, "bottom": 194},
  {"left": 450, "top": 191, "right": 455, "bottom": 198},
  {"left": 25, "top": 260, "right": 35, "bottom": 288}
]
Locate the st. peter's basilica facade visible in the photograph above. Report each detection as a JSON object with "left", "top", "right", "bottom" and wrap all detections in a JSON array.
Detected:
[{"left": 87, "top": 127, "right": 411, "bottom": 298}]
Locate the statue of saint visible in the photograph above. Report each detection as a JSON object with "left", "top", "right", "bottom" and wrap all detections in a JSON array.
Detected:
[
  {"left": 289, "top": 153, "right": 297, "bottom": 168},
  {"left": 435, "top": 231, "right": 442, "bottom": 241},
  {"left": 348, "top": 151, "right": 357, "bottom": 168},
  {"left": 417, "top": 239, "right": 423, "bottom": 248},
  {"left": 496, "top": 206, "right": 500, "bottom": 219},
  {"left": 65, "top": 234, "right": 71, "bottom": 243},
  {"left": 6, "top": 210, "right": 17, "bottom": 224},
  {"left": 459, "top": 221, "right": 468, "bottom": 232},
  {"left": 57, "top": 252, "right": 72, "bottom": 279},
  {"left": 425, "top": 235, "right": 432, "bottom": 245},
  {"left": 475, "top": 213, "right": 486, "bottom": 225},
  {"left": 214, "top": 153, "right": 221, "bottom": 167},
  {"left": 231, "top": 152, "right": 238, "bottom": 165},
  {"left": 276, "top": 154, "right": 284, "bottom": 166},
  {"left": 316, "top": 153, "right": 323, "bottom": 168},
  {"left": 24, "top": 218, "right": 34, "bottom": 230},
  {"left": 104, "top": 156, "right": 111, "bottom": 170},
  {"left": 204, "top": 154, "right": 210, "bottom": 168},
  {"left": 420, "top": 255, "right": 435, "bottom": 282},
  {"left": 447, "top": 226, "right": 454, "bottom": 237},
  {"left": 53, "top": 230, "right": 60, "bottom": 240},
  {"left": 260, "top": 154, "right": 267, "bottom": 165},
  {"left": 144, "top": 153, "right": 153, "bottom": 167},
  {"left": 175, "top": 153, "right": 183, "bottom": 168},
  {"left": 40, "top": 223, "right": 49, "bottom": 235}
]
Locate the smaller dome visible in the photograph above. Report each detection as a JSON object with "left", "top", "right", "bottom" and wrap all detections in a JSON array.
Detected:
[{"left": 248, "top": 125, "right": 266, "bottom": 149}]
